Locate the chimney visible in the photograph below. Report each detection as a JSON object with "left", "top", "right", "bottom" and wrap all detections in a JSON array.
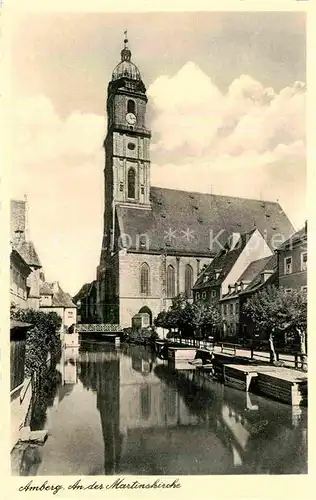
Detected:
[{"left": 234, "top": 283, "right": 238, "bottom": 294}]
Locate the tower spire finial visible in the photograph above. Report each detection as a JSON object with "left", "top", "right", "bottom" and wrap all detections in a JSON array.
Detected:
[
  {"left": 121, "top": 29, "right": 131, "bottom": 62},
  {"left": 124, "top": 29, "right": 128, "bottom": 48}
]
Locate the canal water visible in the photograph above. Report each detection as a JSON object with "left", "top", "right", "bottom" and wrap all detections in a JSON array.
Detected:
[{"left": 17, "top": 343, "right": 307, "bottom": 475}]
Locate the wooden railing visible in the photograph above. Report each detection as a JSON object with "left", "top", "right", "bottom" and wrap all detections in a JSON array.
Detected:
[
  {"left": 77, "top": 324, "right": 122, "bottom": 333},
  {"left": 165, "top": 338, "right": 307, "bottom": 371},
  {"left": 167, "top": 337, "right": 214, "bottom": 350},
  {"left": 219, "top": 341, "right": 307, "bottom": 371}
]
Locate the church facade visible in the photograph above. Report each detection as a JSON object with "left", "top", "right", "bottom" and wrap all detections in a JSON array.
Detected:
[{"left": 95, "top": 35, "right": 295, "bottom": 328}]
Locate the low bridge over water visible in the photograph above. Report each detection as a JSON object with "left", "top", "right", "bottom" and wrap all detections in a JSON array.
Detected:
[{"left": 76, "top": 324, "right": 123, "bottom": 342}]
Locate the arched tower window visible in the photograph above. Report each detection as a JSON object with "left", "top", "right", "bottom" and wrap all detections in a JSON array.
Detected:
[
  {"left": 140, "top": 263, "right": 150, "bottom": 295},
  {"left": 128, "top": 168, "right": 136, "bottom": 199},
  {"left": 127, "top": 99, "right": 135, "bottom": 114},
  {"left": 185, "top": 264, "right": 193, "bottom": 298},
  {"left": 166, "top": 265, "right": 175, "bottom": 298}
]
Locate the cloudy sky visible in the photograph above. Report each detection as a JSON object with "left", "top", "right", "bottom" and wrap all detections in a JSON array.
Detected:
[{"left": 10, "top": 11, "right": 306, "bottom": 295}]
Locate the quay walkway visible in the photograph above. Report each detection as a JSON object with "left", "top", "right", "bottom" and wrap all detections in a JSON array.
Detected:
[
  {"left": 165, "top": 337, "right": 307, "bottom": 371},
  {"left": 161, "top": 340, "right": 307, "bottom": 407}
]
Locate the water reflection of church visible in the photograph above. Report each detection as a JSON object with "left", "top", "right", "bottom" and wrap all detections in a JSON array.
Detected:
[
  {"left": 78, "top": 345, "right": 200, "bottom": 473},
  {"left": 78, "top": 345, "right": 307, "bottom": 475}
]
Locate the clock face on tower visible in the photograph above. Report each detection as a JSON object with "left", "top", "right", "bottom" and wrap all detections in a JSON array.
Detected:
[{"left": 126, "top": 112, "right": 137, "bottom": 125}]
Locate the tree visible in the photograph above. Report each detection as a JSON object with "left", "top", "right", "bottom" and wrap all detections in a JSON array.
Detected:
[
  {"left": 244, "top": 285, "right": 307, "bottom": 366},
  {"left": 178, "top": 301, "right": 195, "bottom": 338},
  {"left": 154, "top": 294, "right": 222, "bottom": 342},
  {"left": 192, "top": 300, "right": 221, "bottom": 339},
  {"left": 154, "top": 294, "right": 190, "bottom": 336},
  {"left": 10, "top": 306, "right": 62, "bottom": 376}
]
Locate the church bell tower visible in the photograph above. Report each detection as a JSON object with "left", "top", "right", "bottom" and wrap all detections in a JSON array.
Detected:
[
  {"left": 103, "top": 32, "right": 151, "bottom": 252},
  {"left": 97, "top": 33, "right": 151, "bottom": 323}
]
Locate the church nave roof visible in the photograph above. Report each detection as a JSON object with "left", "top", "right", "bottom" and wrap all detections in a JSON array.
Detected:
[{"left": 115, "top": 186, "right": 295, "bottom": 256}]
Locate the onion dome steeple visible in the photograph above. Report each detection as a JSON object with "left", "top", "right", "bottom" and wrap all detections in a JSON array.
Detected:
[{"left": 112, "top": 30, "right": 142, "bottom": 82}]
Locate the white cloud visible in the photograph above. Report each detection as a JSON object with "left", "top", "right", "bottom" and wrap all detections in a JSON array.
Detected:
[
  {"left": 148, "top": 62, "right": 224, "bottom": 152},
  {"left": 148, "top": 64, "right": 305, "bottom": 159},
  {"left": 14, "top": 95, "right": 106, "bottom": 166},
  {"left": 148, "top": 63, "right": 306, "bottom": 229},
  {"left": 12, "top": 95, "right": 106, "bottom": 294}
]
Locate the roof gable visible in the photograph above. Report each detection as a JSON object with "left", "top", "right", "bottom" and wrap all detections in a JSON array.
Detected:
[
  {"left": 193, "top": 230, "right": 255, "bottom": 289},
  {"left": 42, "top": 282, "right": 77, "bottom": 308}
]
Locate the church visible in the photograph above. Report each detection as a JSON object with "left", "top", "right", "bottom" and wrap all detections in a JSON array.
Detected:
[{"left": 94, "top": 34, "right": 294, "bottom": 327}]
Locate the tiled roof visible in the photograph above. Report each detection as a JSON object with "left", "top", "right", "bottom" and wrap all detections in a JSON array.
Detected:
[
  {"left": 278, "top": 225, "right": 307, "bottom": 251},
  {"left": 52, "top": 286, "right": 77, "bottom": 308},
  {"left": 193, "top": 231, "right": 255, "bottom": 290},
  {"left": 239, "top": 254, "right": 277, "bottom": 295},
  {"left": 116, "top": 187, "right": 294, "bottom": 255},
  {"left": 220, "top": 254, "right": 277, "bottom": 301},
  {"left": 40, "top": 282, "right": 77, "bottom": 308},
  {"left": 238, "top": 255, "right": 274, "bottom": 283},
  {"left": 40, "top": 282, "right": 54, "bottom": 295},
  {"left": 16, "top": 241, "right": 41, "bottom": 267}
]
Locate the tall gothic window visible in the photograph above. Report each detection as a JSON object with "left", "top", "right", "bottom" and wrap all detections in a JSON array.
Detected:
[
  {"left": 128, "top": 168, "right": 136, "bottom": 199},
  {"left": 166, "top": 265, "right": 175, "bottom": 298},
  {"left": 127, "top": 99, "right": 135, "bottom": 114},
  {"left": 185, "top": 264, "right": 193, "bottom": 298},
  {"left": 140, "top": 263, "right": 150, "bottom": 295}
]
